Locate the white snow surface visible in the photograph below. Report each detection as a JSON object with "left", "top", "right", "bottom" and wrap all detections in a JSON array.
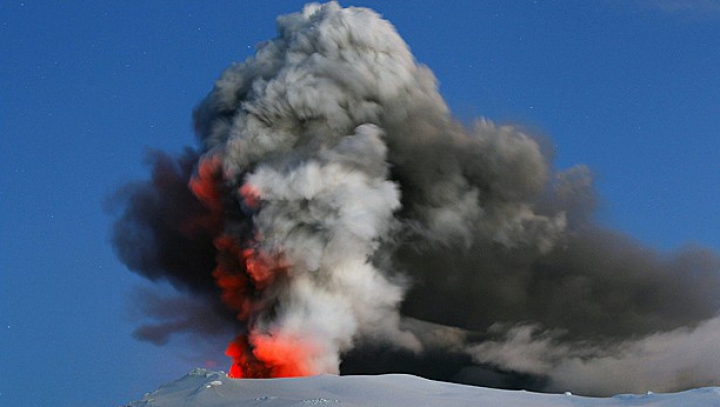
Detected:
[{"left": 125, "top": 368, "right": 720, "bottom": 407}]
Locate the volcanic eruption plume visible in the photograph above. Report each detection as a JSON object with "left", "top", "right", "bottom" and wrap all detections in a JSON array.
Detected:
[{"left": 110, "top": 2, "right": 720, "bottom": 395}]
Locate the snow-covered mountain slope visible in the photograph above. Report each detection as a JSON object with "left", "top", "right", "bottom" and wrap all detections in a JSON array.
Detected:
[{"left": 125, "top": 369, "right": 720, "bottom": 407}]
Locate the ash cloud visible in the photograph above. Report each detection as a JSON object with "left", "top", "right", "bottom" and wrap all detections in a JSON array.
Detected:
[
  {"left": 109, "top": 148, "right": 223, "bottom": 293},
  {"left": 109, "top": 1, "right": 720, "bottom": 395}
]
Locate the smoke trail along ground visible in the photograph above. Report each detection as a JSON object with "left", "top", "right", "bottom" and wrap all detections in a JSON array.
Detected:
[{"left": 109, "top": 2, "right": 720, "bottom": 395}]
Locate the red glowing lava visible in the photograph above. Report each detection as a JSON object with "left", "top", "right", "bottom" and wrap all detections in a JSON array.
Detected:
[
  {"left": 189, "top": 155, "right": 224, "bottom": 214},
  {"left": 225, "top": 334, "right": 316, "bottom": 378},
  {"left": 189, "top": 167, "right": 306, "bottom": 379},
  {"left": 243, "top": 246, "right": 289, "bottom": 290},
  {"left": 218, "top": 241, "right": 310, "bottom": 378},
  {"left": 213, "top": 235, "right": 254, "bottom": 320},
  {"left": 211, "top": 234, "right": 289, "bottom": 320},
  {"left": 183, "top": 155, "right": 226, "bottom": 236},
  {"left": 239, "top": 183, "right": 261, "bottom": 210},
  {"left": 214, "top": 233, "right": 296, "bottom": 377}
]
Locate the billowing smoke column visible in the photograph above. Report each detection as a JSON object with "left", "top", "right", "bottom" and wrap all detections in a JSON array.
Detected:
[{"left": 110, "top": 2, "right": 720, "bottom": 395}]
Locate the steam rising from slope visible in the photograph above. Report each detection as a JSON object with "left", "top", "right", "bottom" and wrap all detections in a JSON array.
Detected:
[{"left": 110, "top": 2, "right": 720, "bottom": 395}]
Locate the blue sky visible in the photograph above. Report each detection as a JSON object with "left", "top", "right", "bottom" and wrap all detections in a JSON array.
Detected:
[{"left": 1, "top": 1, "right": 718, "bottom": 406}]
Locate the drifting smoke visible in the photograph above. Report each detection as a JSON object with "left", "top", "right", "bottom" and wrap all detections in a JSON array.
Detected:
[{"left": 109, "top": 2, "right": 720, "bottom": 395}]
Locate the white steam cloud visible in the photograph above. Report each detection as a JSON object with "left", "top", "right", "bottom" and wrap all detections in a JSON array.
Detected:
[{"left": 469, "top": 316, "right": 720, "bottom": 394}]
